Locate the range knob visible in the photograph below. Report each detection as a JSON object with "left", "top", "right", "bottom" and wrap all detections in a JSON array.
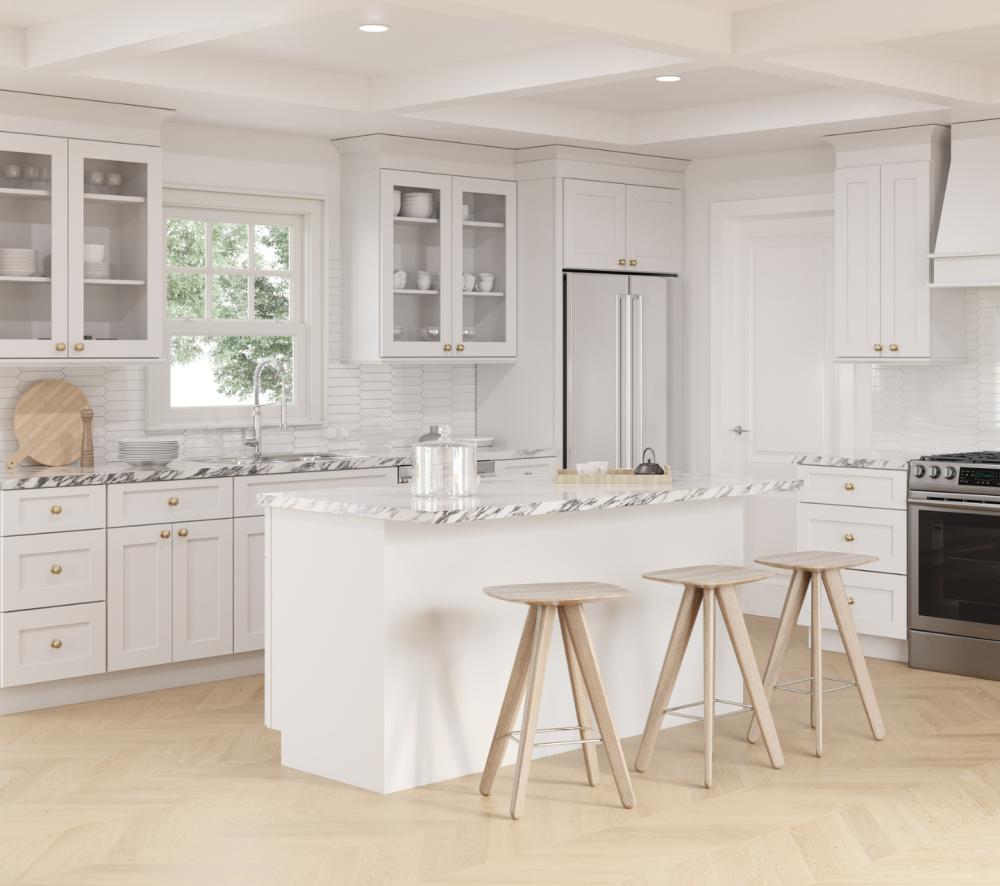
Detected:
[
  {"left": 913, "top": 464, "right": 926, "bottom": 478},
  {"left": 944, "top": 466, "right": 957, "bottom": 480},
  {"left": 929, "top": 465, "right": 942, "bottom": 479}
]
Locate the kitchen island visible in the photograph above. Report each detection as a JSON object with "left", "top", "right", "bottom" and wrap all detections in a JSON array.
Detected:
[{"left": 261, "top": 474, "right": 802, "bottom": 793}]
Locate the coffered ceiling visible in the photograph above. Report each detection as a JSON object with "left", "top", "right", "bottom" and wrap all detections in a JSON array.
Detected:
[{"left": 2, "top": 0, "right": 1000, "bottom": 158}]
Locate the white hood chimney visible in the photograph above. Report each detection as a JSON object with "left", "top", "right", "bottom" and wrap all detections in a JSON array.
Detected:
[{"left": 933, "top": 119, "right": 1000, "bottom": 286}]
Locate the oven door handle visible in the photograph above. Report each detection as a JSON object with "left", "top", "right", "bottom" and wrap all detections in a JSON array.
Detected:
[{"left": 908, "top": 498, "right": 1000, "bottom": 512}]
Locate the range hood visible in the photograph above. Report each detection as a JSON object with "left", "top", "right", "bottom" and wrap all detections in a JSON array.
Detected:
[{"left": 932, "top": 119, "right": 1000, "bottom": 287}]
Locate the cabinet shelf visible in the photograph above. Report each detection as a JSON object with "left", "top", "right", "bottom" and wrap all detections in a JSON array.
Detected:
[
  {"left": 83, "top": 279, "right": 146, "bottom": 286},
  {"left": 462, "top": 290, "right": 504, "bottom": 297},
  {"left": 394, "top": 288, "right": 439, "bottom": 295},
  {"left": 83, "top": 193, "right": 146, "bottom": 204},
  {"left": 0, "top": 276, "right": 50, "bottom": 283},
  {"left": 0, "top": 187, "right": 50, "bottom": 199},
  {"left": 393, "top": 216, "right": 438, "bottom": 225},
  {"left": 463, "top": 220, "right": 504, "bottom": 229}
]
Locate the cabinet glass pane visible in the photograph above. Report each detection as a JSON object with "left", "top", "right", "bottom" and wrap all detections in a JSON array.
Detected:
[
  {"left": 391, "top": 186, "right": 442, "bottom": 343},
  {"left": 81, "top": 156, "right": 148, "bottom": 342},
  {"left": 460, "top": 190, "right": 507, "bottom": 344},
  {"left": 0, "top": 147, "right": 54, "bottom": 342}
]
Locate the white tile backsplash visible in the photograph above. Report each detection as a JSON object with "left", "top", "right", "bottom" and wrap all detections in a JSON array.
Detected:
[{"left": 0, "top": 256, "right": 476, "bottom": 463}]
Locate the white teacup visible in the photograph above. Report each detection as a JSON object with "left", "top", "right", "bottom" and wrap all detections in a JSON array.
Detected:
[
  {"left": 575, "top": 463, "right": 599, "bottom": 475},
  {"left": 393, "top": 270, "right": 406, "bottom": 289},
  {"left": 416, "top": 271, "right": 432, "bottom": 291},
  {"left": 462, "top": 204, "right": 470, "bottom": 221},
  {"left": 462, "top": 273, "right": 476, "bottom": 292},
  {"left": 590, "top": 461, "right": 609, "bottom": 475},
  {"left": 83, "top": 244, "right": 106, "bottom": 262},
  {"left": 476, "top": 274, "right": 494, "bottom": 293}
]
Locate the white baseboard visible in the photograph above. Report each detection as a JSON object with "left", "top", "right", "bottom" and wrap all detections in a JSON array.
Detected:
[{"left": 0, "top": 651, "right": 264, "bottom": 716}]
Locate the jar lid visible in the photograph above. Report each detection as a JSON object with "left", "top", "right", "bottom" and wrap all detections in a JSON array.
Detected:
[{"left": 412, "top": 424, "right": 475, "bottom": 450}]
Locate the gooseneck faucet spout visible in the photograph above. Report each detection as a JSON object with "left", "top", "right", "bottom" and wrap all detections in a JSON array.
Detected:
[{"left": 243, "top": 357, "right": 288, "bottom": 459}]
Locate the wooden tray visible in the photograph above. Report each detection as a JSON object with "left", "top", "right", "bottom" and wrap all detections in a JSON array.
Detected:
[{"left": 556, "top": 467, "right": 673, "bottom": 485}]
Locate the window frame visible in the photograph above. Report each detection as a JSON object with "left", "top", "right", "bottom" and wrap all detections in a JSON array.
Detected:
[{"left": 147, "top": 187, "right": 326, "bottom": 432}]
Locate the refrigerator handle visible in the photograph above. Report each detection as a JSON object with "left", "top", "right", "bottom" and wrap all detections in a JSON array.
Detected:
[{"left": 617, "top": 293, "right": 630, "bottom": 470}]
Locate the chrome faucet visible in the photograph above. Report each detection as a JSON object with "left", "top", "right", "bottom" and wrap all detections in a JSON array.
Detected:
[{"left": 243, "top": 357, "right": 288, "bottom": 459}]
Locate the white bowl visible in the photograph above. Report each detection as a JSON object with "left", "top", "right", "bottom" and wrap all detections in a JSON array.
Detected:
[{"left": 83, "top": 244, "right": 105, "bottom": 262}]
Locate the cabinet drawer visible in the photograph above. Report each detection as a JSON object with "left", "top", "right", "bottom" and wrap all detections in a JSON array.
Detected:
[
  {"left": 1, "top": 601, "right": 106, "bottom": 687},
  {"left": 797, "top": 466, "right": 907, "bottom": 510},
  {"left": 234, "top": 468, "right": 397, "bottom": 518},
  {"left": 797, "top": 503, "right": 907, "bottom": 575},
  {"left": 108, "top": 478, "right": 233, "bottom": 527},
  {"left": 1, "top": 486, "right": 106, "bottom": 536},
  {"left": 494, "top": 457, "right": 560, "bottom": 479},
  {"left": 1, "top": 529, "right": 106, "bottom": 612},
  {"left": 798, "top": 569, "right": 906, "bottom": 640}
]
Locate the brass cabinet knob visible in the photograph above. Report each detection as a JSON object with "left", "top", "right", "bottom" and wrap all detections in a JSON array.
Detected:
[
  {"left": 74, "top": 343, "right": 84, "bottom": 351},
  {"left": 845, "top": 533, "right": 855, "bottom": 542},
  {"left": 848, "top": 597, "right": 855, "bottom": 605},
  {"left": 845, "top": 482, "right": 855, "bottom": 491},
  {"left": 456, "top": 344, "right": 465, "bottom": 351},
  {"left": 50, "top": 565, "right": 62, "bottom": 575},
  {"left": 168, "top": 497, "right": 179, "bottom": 506},
  {"left": 889, "top": 343, "right": 899, "bottom": 352},
  {"left": 618, "top": 259, "right": 626, "bottom": 267},
  {"left": 443, "top": 344, "right": 452, "bottom": 352},
  {"left": 629, "top": 259, "right": 637, "bottom": 267},
  {"left": 50, "top": 505, "right": 62, "bottom": 515},
  {"left": 55, "top": 342, "right": 66, "bottom": 352},
  {"left": 874, "top": 343, "right": 883, "bottom": 352},
  {"left": 50, "top": 639, "right": 62, "bottom": 649},
  {"left": 160, "top": 529, "right": 171, "bottom": 539},
  {"left": 177, "top": 528, "right": 188, "bottom": 537}
]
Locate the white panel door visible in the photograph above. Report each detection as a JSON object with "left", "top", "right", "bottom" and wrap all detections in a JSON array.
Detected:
[
  {"left": 833, "top": 165, "right": 881, "bottom": 358},
  {"left": 1, "top": 528, "right": 106, "bottom": 612},
  {"left": 563, "top": 179, "right": 626, "bottom": 271},
  {"left": 234, "top": 515, "right": 265, "bottom": 653},
  {"left": 1, "top": 601, "right": 106, "bottom": 687},
  {"left": 797, "top": 503, "right": 907, "bottom": 575},
  {"left": 107, "top": 524, "right": 172, "bottom": 671},
  {"left": 625, "top": 185, "right": 682, "bottom": 274},
  {"left": 881, "top": 161, "right": 931, "bottom": 358},
  {"left": 173, "top": 517, "right": 233, "bottom": 662}
]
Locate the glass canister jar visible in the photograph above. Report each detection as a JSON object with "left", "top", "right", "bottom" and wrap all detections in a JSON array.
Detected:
[{"left": 411, "top": 425, "right": 477, "bottom": 497}]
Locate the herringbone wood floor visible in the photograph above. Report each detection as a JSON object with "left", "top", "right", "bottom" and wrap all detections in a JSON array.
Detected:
[{"left": 3, "top": 616, "right": 1000, "bottom": 885}]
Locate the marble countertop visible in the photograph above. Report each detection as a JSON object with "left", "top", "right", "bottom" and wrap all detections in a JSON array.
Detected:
[
  {"left": 258, "top": 473, "right": 803, "bottom": 524},
  {"left": 793, "top": 454, "right": 912, "bottom": 471},
  {"left": 0, "top": 448, "right": 560, "bottom": 490}
]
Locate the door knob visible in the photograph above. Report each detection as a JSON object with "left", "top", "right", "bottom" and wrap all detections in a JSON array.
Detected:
[
  {"left": 889, "top": 343, "right": 899, "bottom": 352},
  {"left": 732, "top": 425, "right": 751, "bottom": 435},
  {"left": 848, "top": 597, "right": 855, "bottom": 605},
  {"left": 177, "top": 528, "right": 188, "bottom": 537},
  {"left": 443, "top": 344, "right": 452, "bottom": 351},
  {"left": 55, "top": 343, "right": 66, "bottom": 352},
  {"left": 50, "top": 565, "right": 62, "bottom": 574},
  {"left": 618, "top": 259, "right": 626, "bottom": 267},
  {"left": 874, "top": 343, "right": 883, "bottom": 352},
  {"left": 50, "top": 639, "right": 62, "bottom": 649},
  {"left": 168, "top": 497, "right": 179, "bottom": 506},
  {"left": 845, "top": 482, "right": 855, "bottom": 491},
  {"left": 160, "top": 530, "right": 171, "bottom": 539},
  {"left": 74, "top": 343, "right": 84, "bottom": 351},
  {"left": 456, "top": 344, "right": 465, "bottom": 351},
  {"left": 845, "top": 533, "right": 855, "bottom": 542},
  {"left": 629, "top": 259, "right": 637, "bottom": 267},
  {"left": 50, "top": 505, "right": 62, "bottom": 515}
]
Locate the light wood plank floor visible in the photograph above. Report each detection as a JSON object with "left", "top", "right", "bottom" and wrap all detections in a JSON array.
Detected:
[{"left": 4, "top": 616, "right": 1000, "bottom": 885}]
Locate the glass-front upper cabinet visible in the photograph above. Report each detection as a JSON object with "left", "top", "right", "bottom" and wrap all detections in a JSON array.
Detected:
[
  {"left": 0, "top": 133, "right": 67, "bottom": 358},
  {"left": 68, "top": 139, "right": 162, "bottom": 360},
  {"left": 451, "top": 177, "right": 516, "bottom": 358},
  {"left": 380, "top": 170, "right": 452, "bottom": 358}
]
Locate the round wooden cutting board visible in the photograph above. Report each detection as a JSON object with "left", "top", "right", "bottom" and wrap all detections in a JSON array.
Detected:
[{"left": 6, "top": 380, "right": 91, "bottom": 470}]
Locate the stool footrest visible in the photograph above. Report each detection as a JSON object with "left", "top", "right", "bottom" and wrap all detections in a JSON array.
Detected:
[
  {"left": 775, "top": 676, "right": 857, "bottom": 696},
  {"left": 508, "top": 725, "right": 601, "bottom": 748},
  {"left": 665, "top": 698, "right": 753, "bottom": 722}
]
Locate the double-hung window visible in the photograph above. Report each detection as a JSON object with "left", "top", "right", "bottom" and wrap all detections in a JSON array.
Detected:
[{"left": 148, "top": 188, "right": 324, "bottom": 430}]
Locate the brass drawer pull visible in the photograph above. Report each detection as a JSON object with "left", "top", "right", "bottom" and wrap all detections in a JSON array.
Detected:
[
  {"left": 168, "top": 497, "right": 179, "bottom": 506},
  {"left": 50, "top": 565, "right": 62, "bottom": 575},
  {"left": 618, "top": 259, "right": 626, "bottom": 267},
  {"left": 50, "top": 639, "right": 62, "bottom": 649},
  {"left": 845, "top": 533, "right": 855, "bottom": 542},
  {"left": 845, "top": 482, "right": 855, "bottom": 491},
  {"left": 629, "top": 259, "right": 637, "bottom": 267},
  {"left": 889, "top": 344, "right": 898, "bottom": 352},
  {"left": 177, "top": 528, "right": 188, "bottom": 537},
  {"left": 55, "top": 342, "right": 66, "bottom": 352},
  {"left": 160, "top": 529, "right": 171, "bottom": 539},
  {"left": 874, "top": 343, "right": 883, "bottom": 352},
  {"left": 74, "top": 343, "right": 84, "bottom": 352},
  {"left": 50, "top": 505, "right": 62, "bottom": 515},
  {"left": 848, "top": 597, "right": 855, "bottom": 605},
  {"left": 456, "top": 344, "right": 465, "bottom": 351},
  {"left": 443, "top": 344, "right": 452, "bottom": 352}
]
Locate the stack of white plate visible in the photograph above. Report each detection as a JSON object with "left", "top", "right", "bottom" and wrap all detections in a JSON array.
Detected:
[
  {"left": 400, "top": 191, "right": 434, "bottom": 219},
  {"left": 0, "top": 248, "right": 37, "bottom": 277},
  {"left": 84, "top": 261, "right": 110, "bottom": 279},
  {"left": 118, "top": 438, "right": 181, "bottom": 468}
]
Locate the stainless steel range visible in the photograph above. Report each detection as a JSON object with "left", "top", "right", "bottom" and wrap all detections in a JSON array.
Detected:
[{"left": 909, "top": 452, "right": 1000, "bottom": 680}]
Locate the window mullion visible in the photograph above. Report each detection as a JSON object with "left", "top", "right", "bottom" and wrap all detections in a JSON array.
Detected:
[
  {"left": 206, "top": 221, "right": 214, "bottom": 320},
  {"left": 249, "top": 223, "right": 256, "bottom": 320}
]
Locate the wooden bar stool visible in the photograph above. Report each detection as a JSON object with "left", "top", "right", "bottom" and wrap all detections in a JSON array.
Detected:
[
  {"left": 634, "top": 565, "right": 784, "bottom": 788},
  {"left": 747, "top": 551, "right": 886, "bottom": 757},
  {"left": 479, "top": 582, "right": 636, "bottom": 820}
]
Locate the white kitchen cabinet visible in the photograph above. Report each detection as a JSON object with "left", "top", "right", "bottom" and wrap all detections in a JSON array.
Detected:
[
  {"left": 107, "top": 524, "right": 172, "bottom": 671},
  {"left": 233, "top": 466, "right": 398, "bottom": 517},
  {"left": 493, "top": 456, "right": 560, "bottom": 478},
  {"left": 172, "top": 518, "right": 233, "bottom": 662},
  {"left": 0, "top": 132, "right": 163, "bottom": 362},
  {"left": 234, "top": 515, "right": 265, "bottom": 653},
  {"left": 1, "top": 528, "right": 106, "bottom": 612},
  {"left": 107, "top": 478, "right": 233, "bottom": 528},
  {"left": 797, "top": 503, "right": 907, "bottom": 575},
  {"left": 1, "top": 485, "right": 106, "bottom": 536},
  {"left": 797, "top": 466, "right": 907, "bottom": 510},
  {"left": 1, "top": 601, "right": 106, "bottom": 687},
  {"left": 563, "top": 179, "right": 682, "bottom": 274}
]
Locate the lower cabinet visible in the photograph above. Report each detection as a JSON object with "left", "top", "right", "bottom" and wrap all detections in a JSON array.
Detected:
[
  {"left": 234, "top": 516, "right": 265, "bottom": 653},
  {"left": 107, "top": 518, "right": 233, "bottom": 671},
  {"left": 1, "top": 601, "right": 107, "bottom": 687},
  {"left": 494, "top": 456, "right": 560, "bottom": 478}
]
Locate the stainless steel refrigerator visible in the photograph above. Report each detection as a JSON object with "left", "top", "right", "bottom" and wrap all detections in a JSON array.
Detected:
[{"left": 564, "top": 272, "right": 674, "bottom": 470}]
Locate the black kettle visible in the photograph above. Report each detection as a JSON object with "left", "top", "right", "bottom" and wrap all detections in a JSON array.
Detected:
[{"left": 634, "top": 447, "right": 665, "bottom": 475}]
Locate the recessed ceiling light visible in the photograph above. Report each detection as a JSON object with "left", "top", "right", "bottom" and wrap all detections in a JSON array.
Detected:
[
  {"left": 655, "top": 75, "right": 682, "bottom": 82},
  {"left": 359, "top": 23, "right": 389, "bottom": 32}
]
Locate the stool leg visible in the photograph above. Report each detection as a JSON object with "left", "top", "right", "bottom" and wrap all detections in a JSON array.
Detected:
[
  {"left": 480, "top": 605, "right": 538, "bottom": 797},
  {"left": 559, "top": 607, "right": 600, "bottom": 786},
  {"left": 811, "top": 571, "right": 822, "bottom": 757},
  {"left": 704, "top": 586, "right": 715, "bottom": 789},
  {"left": 717, "top": 587, "right": 784, "bottom": 771},
  {"left": 562, "top": 604, "right": 636, "bottom": 809},
  {"left": 823, "top": 568, "right": 886, "bottom": 741},
  {"left": 747, "top": 569, "right": 809, "bottom": 744},
  {"left": 635, "top": 586, "right": 702, "bottom": 772},
  {"left": 510, "top": 605, "right": 556, "bottom": 820}
]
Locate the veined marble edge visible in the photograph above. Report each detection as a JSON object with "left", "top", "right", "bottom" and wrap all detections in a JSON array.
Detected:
[
  {"left": 792, "top": 455, "right": 911, "bottom": 472},
  {"left": 259, "top": 478, "right": 804, "bottom": 524}
]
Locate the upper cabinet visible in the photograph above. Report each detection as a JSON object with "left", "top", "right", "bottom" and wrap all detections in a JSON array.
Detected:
[
  {"left": 828, "top": 125, "right": 963, "bottom": 363},
  {"left": 563, "top": 179, "right": 682, "bottom": 274},
  {"left": 0, "top": 132, "right": 162, "bottom": 362}
]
